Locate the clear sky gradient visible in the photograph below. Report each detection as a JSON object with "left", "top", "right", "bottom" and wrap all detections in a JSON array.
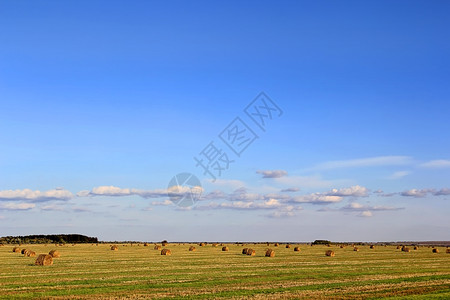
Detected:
[{"left": 1, "top": 1, "right": 449, "bottom": 242}]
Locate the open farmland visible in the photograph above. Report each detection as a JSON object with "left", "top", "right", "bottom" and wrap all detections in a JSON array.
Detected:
[{"left": 1, "top": 243, "right": 449, "bottom": 299}]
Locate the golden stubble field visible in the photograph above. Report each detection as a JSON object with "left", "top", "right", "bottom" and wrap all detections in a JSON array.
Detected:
[{"left": 0, "top": 243, "right": 449, "bottom": 299}]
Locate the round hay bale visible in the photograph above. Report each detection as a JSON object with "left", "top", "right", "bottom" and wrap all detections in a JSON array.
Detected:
[
  {"left": 325, "top": 250, "right": 335, "bottom": 257},
  {"left": 265, "top": 249, "right": 275, "bottom": 257},
  {"left": 446, "top": 248, "right": 450, "bottom": 254},
  {"left": 49, "top": 250, "right": 61, "bottom": 258},
  {"left": 242, "top": 248, "right": 249, "bottom": 255},
  {"left": 162, "top": 242, "right": 167, "bottom": 247},
  {"left": 247, "top": 249, "right": 255, "bottom": 256},
  {"left": 353, "top": 247, "right": 359, "bottom": 251},
  {"left": 12, "top": 247, "right": 21, "bottom": 253},
  {"left": 285, "top": 244, "right": 291, "bottom": 249},
  {"left": 222, "top": 246, "right": 229, "bottom": 251},
  {"left": 294, "top": 247, "right": 301, "bottom": 252},
  {"left": 189, "top": 246, "right": 196, "bottom": 251},
  {"left": 266, "top": 242, "right": 270, "bottom": 246},
  {"left": 35, "top": 254, "right": 53, "bottom": 266},
  {"left": 144, "top": 243, "right": 149, "bottom": 247},
  {"left": 340, "top": 245, "right": 344, "bottom": 248},
  {"left": 154, "top": 245, "right": 162, "bottom": 250},
  {"left": 111, "top": 245, "right": 118, "bottom": 251},
  {"left": 396, "top": 246, "right": 401, "bottom": 249},
  {"left": 21, "top": 249, "right": 28, "bottom": 254},
  {"left": 369, "top": 245, "right": 375, "bottom": 249},
  {"left": 414, "top": 246, "right": 419, "bottom": 250},
  {"left": 199, "top": 242, "right": 206, "bottom": 247},
  {"left": 161, "top": 249, "right": 171, "bottom": 255},
  {"left": 274, "top": 243, "right": 279, "bottom": 247},
  {"left": 432, "top": 248, "right": 439, "bottom": 253},
  {"left": 212, "top": 243, "right": 218, "bottom": 247},
  {"left": 402, "top": 247, "right": 411, "bottom": 252},
  {"left": 26, "top": 251, "right": 36, "bottom": 257}
]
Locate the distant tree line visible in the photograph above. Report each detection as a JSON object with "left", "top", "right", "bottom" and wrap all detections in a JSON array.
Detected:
[
  {"left": 312, "top": 239, "right": 331, "bottom": 245},
  {"left": 0, "top": 234, "right": 98, "bottom": 244}
]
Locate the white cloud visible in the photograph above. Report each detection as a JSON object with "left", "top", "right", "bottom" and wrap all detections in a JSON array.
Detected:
[
  {"left": 229, "top": 187, "right": 265, "bottom": 202},
  {"left": 387, "top": 171, "right": 410, "bottom": 180},
  {"left": 151, "top": 199, "right": 173, "bottom": 206},
  {"left": 326, "top": 185, "right": 369, "bottom": 197},
  {"left": 0, "top": 188, "right": 73, "bottom": 202},
  {"left": 290, "top": 185, "right": 369, "bottom": 204},
  {"left": 341, "top": 202, "right": 402, "bottom": 212},
  {"left": 76, "top": 185, "right": 203, "bottom": 200},
  {"left": 291, "top": 194, "right": 342, "bottom": 204},
  {"left": 420, "top": 160, "right": 450, "bottom": 168},
  {"left": 400, "top": 189, "right": 432, "bottom": 198},
  {"left": 311, "top": 156, "right": 413, "bottom": 170},
  {"left": 256, "top": 170, "right": 288, "bottom": 178},
  {"left": 359, "top": 210, "right": 373, "bottom": 217},
  {"left": 266, "top": 205, "right": 302, "bottom": 218},
  {"left": 433, "top": 188, "right": 450, "bottom": 196},
  {"left": 0, "top": 202, "right": 35, "bottom": 210},
  {"left": 201, "top": 190, "right": 227, "bottom": 200},
  {"left": 40, "top": 204, "right": 65, "bottom": 211}
]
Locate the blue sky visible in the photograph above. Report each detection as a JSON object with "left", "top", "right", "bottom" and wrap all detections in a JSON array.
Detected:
[{"left": 1, "top": 1, "right": 449, "bottom": 242}]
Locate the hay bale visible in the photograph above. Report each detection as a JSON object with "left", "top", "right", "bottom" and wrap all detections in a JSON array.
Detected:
[
  {"left": 247, "top": 249, "right": 255, "bottom": 256},
  {"left": 369, "top": 245, "right": 375, "bottom": 249},
  {"left": 111, "top": 245, "right": 118, "bottom": 251},
  {"left": 26, "top": 251, "right": 36, "bottom": 257},
  {"left": 274, "top": 243, "right": 279, "bottom": 247},
  {"left": 325, "top": 250, "right": 335, "bottom": 257},
  {"left": 432, "top": 248, "right": 439, "bottom": 253},
  {"left": 414, "top": 246, "right": 419, "bottom": 250},
  {"left": 402, "top": 247, "right": 410, "bottom": 252},
  {"left": 162, "top": 242, "right": 167, "bottom": 247},
  {"left": 49, "top": 250, "right": 61, "bottom": 258},
  {"left": 144, "top": 243, "right": 149, "bottom": 247},
  {"left": 294, "top": 247, "right": 301, "bottom": 252},
  {"left": 154, "top": 245, "right": 162, "bottom": 250},
  {"left": 161, "top": 249, "right": 171, "bottom": 255},
  {"left": 242, "top": 248, "right": 249, "bottom": 255},
  {"left": 285, "top": 244, "right": 291, "bottom": 249},
  {"left": 21, "top": 249, "right": 28, "bottom": 254},
  {"left": 340, "top": 245, "right": 344, "bottom": 248},
  {"left": 35, "top": 254, "right": 53, "bottom": 266},
  {"left": 222, "top": 246, "right": 229, "bottom": 251},
  {"left": 265, "top": 249, "right": 275, "bottom": 257},
  {"left": 199, "top": 242, "right": 206, "bottom": 247},
  {"left": 212, "top": 243, "right": 218, "bottom": 247},
  {"left": 446, "top": 248, "right": 450, "bottom": 254},
  {"left": 396, "top": 246, "right": 401, "bottom": 249},
  {"left": 189, "top": 246, "right": 196, "bottom": 251},
  {"left": 353, "top": 247, "right": 359, "bottom": 252},
  {"left": 12, "top": 247, "right": 21, "bottom": 253}
]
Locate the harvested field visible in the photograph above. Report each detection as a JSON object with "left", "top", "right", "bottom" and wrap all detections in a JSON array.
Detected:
[{"left": 0, "top": 243, "right": 449, "bottom": 298}]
